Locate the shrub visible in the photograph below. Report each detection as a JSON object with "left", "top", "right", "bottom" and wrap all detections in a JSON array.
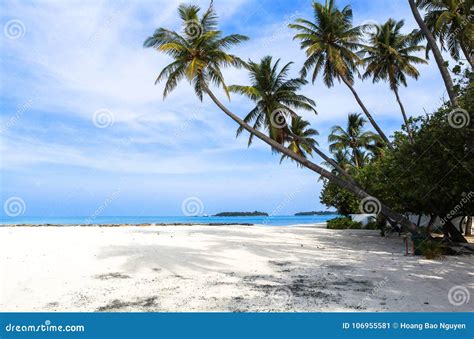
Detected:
[
  {"left": 327, "top": 217, "right": 363, "bottom": 229},
  {"left": 417, "top": 239, "right": 447, "bottom": 259},
  {"left": 365, "top": 221, "right": 379, "bottom": 230}
]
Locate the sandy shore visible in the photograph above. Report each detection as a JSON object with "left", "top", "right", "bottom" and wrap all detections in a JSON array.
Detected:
[{"left": 0, "top": 224, "right": 472, "bottom": 312}]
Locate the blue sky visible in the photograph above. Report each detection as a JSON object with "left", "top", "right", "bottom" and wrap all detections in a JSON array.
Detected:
[{"left": 0, "top": 0, "right": 451, "bottom": 218}]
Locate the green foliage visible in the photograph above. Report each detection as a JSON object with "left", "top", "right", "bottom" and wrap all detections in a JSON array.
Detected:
[
  {"left": 289, "top": 0, "right": 363, "bottom": 86},
  {"left": 280, "top": 116, "right": 319, "bottom": 166},
  {"left": 143, "top": 2, "right": 248, "bottom": 100},
  {"left": 229, "top": 56, "right": 317, "bottom": 147},
  {"left": 320, "top": 180, "right": 359, "bottom": 216},
  {"left": 357, "top": 85, "right": 473, "bottom": 220},
  {"left": 365, "top": 220, "right": 381, "bottom": 230},
  {"left": 327, "top": 217, "right": 363, "bottom": 229},
  {"left": 328, "top": 113, "right": 383, "bottom": 168},
  {"left": 416, "top": 0, "right": 472, "bottom": 62},
  {"left": 362, "top": 18, "right": 427, "bottom": 91},
  {"left": 418, "top": 239, "right": 448, "bottom": 259}
]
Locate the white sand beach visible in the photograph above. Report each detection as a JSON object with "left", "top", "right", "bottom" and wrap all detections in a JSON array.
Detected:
[{"left": 0, "top": 224, "right": 472, "bottom": 312}]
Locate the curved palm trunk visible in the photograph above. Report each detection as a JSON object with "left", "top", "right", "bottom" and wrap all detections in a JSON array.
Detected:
[
  {"left": 408, "top": 0, "right": 458, "bottom": 106},
  {"left": 286, "top": 130, "right": 357, "bottom": 184},
  {"left": 394, "top": 88, "right": 414, "bottom": 143},
  {"left": 204, "top": 87, "right": 419, "bottom": 235},
  {"left": 340, "top": 76, "right": 392, "bottom": 148},
  {"left": 460, "top": 43, "right": 473, "bottom": 68}
]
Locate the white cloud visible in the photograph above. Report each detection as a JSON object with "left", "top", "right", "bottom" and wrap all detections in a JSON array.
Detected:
[{"left": 0, "top": 0, "right": 454, "bottom": 214}]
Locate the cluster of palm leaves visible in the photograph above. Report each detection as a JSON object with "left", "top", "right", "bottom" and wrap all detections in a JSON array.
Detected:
[
  {"left": 143, "top": 3, "right": 248, "bottom": 100},
  {"left": 416, "top": 0, "right": 472, "bottom": 66},
  {"left": 143, "top": 0, "right": 470, "bottom": 234},
  {"left": 328, "top": 113, "right": 383, "bottom": 169}
]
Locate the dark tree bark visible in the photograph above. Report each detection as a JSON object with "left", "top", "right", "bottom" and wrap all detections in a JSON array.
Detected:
[
  {"left": 287, "top": 129, "right": 357, "bottom": 185},
  {"left": 408, "top": 0, "right": 458, "bottom": 106},
  {"left": 416, "top": 214, "right": 422, "bottom": 227},
  {"left": 466, "top": 216, "right": 472, "bottom": 236},
  {"left": 458, "top": 216, "right": 466, "bottom": 234},
  {"left": 426, "top": 214, "right": 436, "bottom": 233},
  {"left": 340, "top": 76, "right": 392, "bottom": 147},
  {"left": 460, "top": 43, "right": 473, "bottom": 68},
  {"left": 394, "top": 88, "right": 414, "bottom": 142},
  {"left": 444, "top": 220, "right": 468, "bottom": 243}
]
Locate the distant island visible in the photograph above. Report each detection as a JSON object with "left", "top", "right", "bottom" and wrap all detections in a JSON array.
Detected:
[
  {"left": 294, "top": 211, "right": 337, "bottom": 216},
  {"left": 214, "top": 211, "right": 269, "bottom": 217}
]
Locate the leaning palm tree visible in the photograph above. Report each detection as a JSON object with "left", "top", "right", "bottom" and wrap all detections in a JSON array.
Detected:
[
  {"left": 280, "top": 116, "right": 319, "bottom": 166},
  {"left": 228, "top": 56, "right": 317, "bottom": 146},
  {"left": 144, "top": 2, "right": 419, "bottom": 234},
  {"left": 230, "top": 55, "right": 355, "bottom": 180},
  {"left": 407, "top": 0, "right": 458, "bottom": 105},
  {"left": 328, "top": 113, "right": 382, "bottom": 168},
  {"left": 362, "top": 19, "right": 427, "bottom": 142},
  {"left": 289, "top": 0, "right": 391, "bottom": 146},
  {"left": 417, "top": 0, "right": 473, "bottom": 67}
]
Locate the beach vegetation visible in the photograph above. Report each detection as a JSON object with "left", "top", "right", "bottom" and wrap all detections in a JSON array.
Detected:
[
  {"left": 326, "top": 217, "right": 363, "bottom": 229},
  {"left": 144, "top": 0, "right": 472, "bottom": 247}
]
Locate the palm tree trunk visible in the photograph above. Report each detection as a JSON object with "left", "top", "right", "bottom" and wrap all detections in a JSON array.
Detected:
[
  {"left": 460, "top": 43, "right": 473, "bottom": 68},
  {"left": 466, "top": 216, "right": 472, "bottom": 236},
  {"left": 352, "top": 148, "right": 359, "bottom": 168},
  {"left": 408, "top": 0, "right": 458, "bottom": 106},
  {"left": 204, "top": 87, "right": 419, "bottom": 235},
  {"left": 445, "top": 220, "right": 468, "bottom": 243},
  {"left": 393, "top": 88, "right": 414, "bottom": 143},
  {"left": 459, "top": 216, "right": 466, "bottom": 234},
  {"left": 340, "top": 76, "right": 392, "bottom": 148},
  {"left": 286, "top": 129, "right": 357, "bottom": 184}
]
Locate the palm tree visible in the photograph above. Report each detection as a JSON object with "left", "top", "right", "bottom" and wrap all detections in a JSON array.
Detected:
[
  {"left": 323, "top": 149, "right": 352, "bottom": 173},
  {"left": 230, "top": 55, "right": 356, "bottom": 181},
  {"left": 289, "top": 0, "right": 391, "bottom": 146},
  {"left": 408, "top": 0, "right": 458, "bottom": 106},
  {"left": 417, "top": 0, "right": 473, "bottom": 67},
  {"left": 280, "top": 116, "right": 319, "bottom": 166},
  {"left": 143, "top": 3, "right": 248, "bottom": 101},
  {"left": 362, "top": 19, "right": 427, "bottom": 142},
  {"left": 144, "top": 2, "right": 419, "bottom": 234},
  {"left": 228, "top": 56, "right": 317, "bottom": 146},
  {"left": 328, "top": 113, "right": 382, "bottom": 168}
]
